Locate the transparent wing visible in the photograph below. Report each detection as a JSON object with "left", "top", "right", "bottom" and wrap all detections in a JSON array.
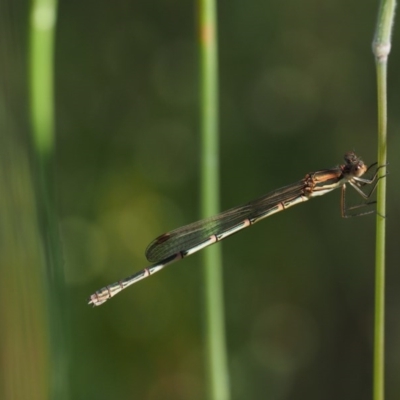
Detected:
[{"left": 145, "top": 179, "right": 306, "bottom": 262}]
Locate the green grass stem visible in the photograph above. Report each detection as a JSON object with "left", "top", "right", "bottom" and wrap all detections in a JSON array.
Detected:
[
  {"left": 30, "top": 1, "right": 69, "bottom": 399},
  {"left": 199, "top": 1, "right": 231, "bottom": 399},
  {"left": 372, "top": 1, "right": 396, "bottom": 399}
]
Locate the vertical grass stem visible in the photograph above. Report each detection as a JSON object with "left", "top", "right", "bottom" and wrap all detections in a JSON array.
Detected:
[
  {"left": 30, "top": 1, "right": 69, "bottom": 399},
  {"left": 199, "top": 0, "right": 231, "bottom": 399},
  {"left": 372, "top": 1, "right": 396, "bottom": 399}
]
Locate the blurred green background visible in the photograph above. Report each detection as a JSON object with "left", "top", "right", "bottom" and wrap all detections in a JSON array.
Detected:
[{"left": 2, "top": 1, "right": 400, "bottom": 399}]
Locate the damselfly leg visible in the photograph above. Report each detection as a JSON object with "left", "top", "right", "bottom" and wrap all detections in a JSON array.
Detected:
[{"left": 341, "top": 164, "right": 387, "bottom": 218}]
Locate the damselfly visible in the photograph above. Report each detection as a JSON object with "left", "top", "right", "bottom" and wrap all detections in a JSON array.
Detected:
[{"left": 89, "top": 151, "right": 384, "bottom": 306}]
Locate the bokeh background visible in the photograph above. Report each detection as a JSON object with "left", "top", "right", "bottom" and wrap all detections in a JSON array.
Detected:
[{"left": 2, "top": 1, "right": 400, "bottom": 399}]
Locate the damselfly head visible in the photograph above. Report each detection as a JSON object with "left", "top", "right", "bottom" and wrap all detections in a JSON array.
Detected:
[{"left": 343, "top": 152, "right": 367, "bottom": 177}]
